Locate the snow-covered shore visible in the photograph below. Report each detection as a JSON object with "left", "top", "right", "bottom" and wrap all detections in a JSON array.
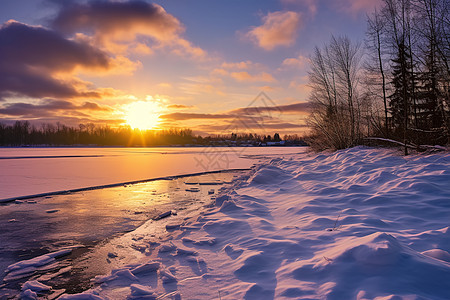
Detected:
[{"left": 19, "top": 147, "right": 450, "bottom": 299}]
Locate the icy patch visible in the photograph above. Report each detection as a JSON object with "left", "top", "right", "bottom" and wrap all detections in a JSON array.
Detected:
[{"left": 4, "top": 248, "right": 73, "bottom": 281}]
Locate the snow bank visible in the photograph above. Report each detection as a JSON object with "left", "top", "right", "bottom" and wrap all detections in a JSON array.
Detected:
[{"left": 55, "top": 147, "right": 450, "bottom": 299}]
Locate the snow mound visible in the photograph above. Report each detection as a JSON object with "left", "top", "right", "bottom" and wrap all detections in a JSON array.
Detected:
[
  {"left": 421, "top": 249, "right": 450, "bottom": 263},
  {"left": 289, "top": 232, "right": 450, "bottom": 298},
  {"left": 247, "top": 165, "right": 293, "bottom": 185},
  {"left": 128, "top": 284, "right": 157, "bottom": 299}
]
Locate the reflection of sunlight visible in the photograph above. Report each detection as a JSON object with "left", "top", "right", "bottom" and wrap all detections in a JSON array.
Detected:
[{"left": 125, "top": 101, "right": 161, "bottom": 130}]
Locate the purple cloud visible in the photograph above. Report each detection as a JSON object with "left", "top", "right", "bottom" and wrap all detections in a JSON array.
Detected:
[
  {"left": 0, "top": 99, "right": 110, "bottom": 117},
  {"left": 0, "top": 20, "right": 110, "bottom": 99}
]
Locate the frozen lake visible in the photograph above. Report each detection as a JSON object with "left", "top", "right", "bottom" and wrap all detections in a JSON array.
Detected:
[
  {"left": 0, "top": 147, "right": 308, "bottom": 201},
  {"left": 0, "top": 147, "right": 308, "bottom": 297}
]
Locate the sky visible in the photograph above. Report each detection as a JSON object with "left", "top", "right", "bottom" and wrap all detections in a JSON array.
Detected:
[{"left": 0, "top": 0, "right": 380, "bottom": 136}]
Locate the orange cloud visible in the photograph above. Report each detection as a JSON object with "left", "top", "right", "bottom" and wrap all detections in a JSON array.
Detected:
[
  {"left": 180, "top": 80, "right": 225, "bottom": 96},
  {"left": 257, "top": 86, "right": 277, "bottom": 92},
  {"left": 211, "top": 68, "right": 229, "bottom": 76},
  {"left": 221, "top": 61, "right": 253, "bottom": 69},
  {"left": 289, "top": 76, "right": 312, "bottom": 94},
  {"left": 157, "top": 82, "right": 172, "bottom": 89},
  {"left": 282, "top": 55, "right": 309, "bottom": 69},
  {"left": 231, "top": 72, "right": 276, "bottom": 83},
  {"left": 246, "top": 11, "right": 302, "bottom": 51},
  {"left": 167, "top": 104, "right": 194, "bottom": 109}
]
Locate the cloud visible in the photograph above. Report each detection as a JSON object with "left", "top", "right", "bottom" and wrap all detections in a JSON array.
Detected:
[
  {"left": 221, "top": 61, "right": 253, "bottom": 69},
  {"left": 157, "top": 83, "right": 172, "bottom": 89},
  {"left": 1, "top": 21, "right": 109, "bottom": 72},
  {"left": 230, "top": 72, "right": 276, "bottom": 83},
  {"left": 0, "top": 20, "right": 113, "bottom": 99},
  {"left": 257, "top": 85, "right": 277, "bottom": 92},
  {"left": 51, "top": 1, "right": 181, "bottom": 41},
  {"left": 179, "top": 76, "right": 225, "bottom": 96},
  {"left": 211, "top": 60, "right": 271, "bottom": 83},
  {"left": 167, "top": 104, "right": 194, "bottom": 109},
  {"left": 160, "top": 112, "right": 232, "bottom": 121},
  {"left": 245, "top": 11, "right": 302, "bottom": 51},
  {"left": 281, "top": 0, "right": 379, "bottom": 17},
  {"left": 0, "top": 99, "right": 111, "bottom": 118},
  {"left": 282, "top": 54, "right": 309, "bottom": 69},
  {"left": 0, "top": 116, "right": 125, "bottom": 128},
  {"left": 289, "top": 75, "right": 312, "bottom": 94},
  {"left": 334, "top": 0, "right": 382, "bottom": 15},
  {"left": 281, "top": 0, "right": 318, "bottom": 16},
  {"left": 160, "top": 101, "right": 310, "bottom": 121},
  {"left": 50, "top": 0, "right": 206, "bottom": 59},
  {"left": 230, "top": 102, "right": 311, "bottom": 115},
  {"left": 198, "top": 120, "right": 308, "bottom": 133}
]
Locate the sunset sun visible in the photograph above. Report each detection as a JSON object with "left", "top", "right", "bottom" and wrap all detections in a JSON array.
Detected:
[{"left": 125, "top": 101, "right": 161, "bottom": 130}]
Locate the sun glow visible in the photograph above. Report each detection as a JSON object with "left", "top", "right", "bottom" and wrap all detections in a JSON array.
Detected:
[{"left": 125, "top": 101, "right": 161, "bottom": 130}]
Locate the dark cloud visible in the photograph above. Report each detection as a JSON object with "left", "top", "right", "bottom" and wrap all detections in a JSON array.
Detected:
[
  {"left": 0, "top": 116, "right": 125, "bottom": 128},
  {"left": 1, "top": 21, "right": 109, "bottom": 72},
  {"left": 48, "top": 0, "right": 206, "bottom": 59},
  {"left": 0, "top": 20, "right": 110, "bottom": 99},
  {"left": 50, "top": 0, "right": 182, "bottom": 41},
  {"left": 160, "top": 102, "right": 311, "bottom": 121},
  {"left": 230, "top": 102, "right": 311, "bottom": 115},
  {"left": 0, "top": 99, "right": 110, "bottom": 117},
  {"left": 198, "top": 121, "right": 308, "bottom": 132}
]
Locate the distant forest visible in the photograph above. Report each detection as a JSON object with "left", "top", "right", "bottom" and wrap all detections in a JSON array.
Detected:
[
  {"left": 307, "top": 0, "right": 449, "bottom": 153},
  {"left": 0, "top": 121, "right": 305, "bottom": 147}
]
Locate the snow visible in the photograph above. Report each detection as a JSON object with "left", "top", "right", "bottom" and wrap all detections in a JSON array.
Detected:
[
  {"left": 4, "top": 146, "right": 450, "bottom": 299},
  {"left": 21, "top": 280, "right": 51, "bottom": 292},
  {"left": 4, "top": 249, "right": 73, "bottom": 282}
]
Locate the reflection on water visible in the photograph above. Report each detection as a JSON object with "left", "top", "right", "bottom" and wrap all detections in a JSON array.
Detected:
[{"left": 0, "top": 171, "right": 244, "bottom": 298}]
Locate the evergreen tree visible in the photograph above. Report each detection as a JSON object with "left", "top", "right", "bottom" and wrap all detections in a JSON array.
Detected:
[
  {"left": 389, "top": 42, "right": 413, "bottom": 134},
  {"left": 416, "top": 50, "right": 442, "bottom": 130},
  {"left": 273, "top": 133, "right": 281, "bottom": 142}
]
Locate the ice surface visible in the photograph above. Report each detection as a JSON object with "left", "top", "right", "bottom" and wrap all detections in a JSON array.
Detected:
[{"left": 0, "top": 147, "right": 305, "bottom": 201}]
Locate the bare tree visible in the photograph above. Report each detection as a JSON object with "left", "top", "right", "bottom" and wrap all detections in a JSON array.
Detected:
[
  {"left": 366, "top": 9, "right": 390, "bottom": 135},
  {"left": 307, "top": 35, "right": 365, "bottom": 150}
]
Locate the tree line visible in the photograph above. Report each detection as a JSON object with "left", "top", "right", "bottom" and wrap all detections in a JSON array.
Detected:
[
  {"left": 307, "top": 0, "right": 449, "bottom": 153},
  {"left": 0, "top": 121, "right": 304, "bottom": 147},
  {"left": 0, "top": 121, "right": 194, "bottom": 146}
]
